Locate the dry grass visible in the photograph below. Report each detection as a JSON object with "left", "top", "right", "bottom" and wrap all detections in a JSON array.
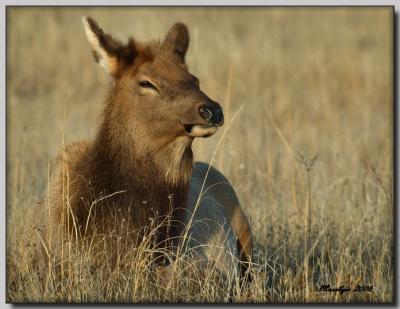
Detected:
[{"left": 6, "top": 7, "right": 393, "bottom": 303}]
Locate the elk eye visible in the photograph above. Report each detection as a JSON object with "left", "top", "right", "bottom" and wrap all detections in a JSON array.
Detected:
[{"left": 139, "top": 80, "right": 158, "bottom": 91}]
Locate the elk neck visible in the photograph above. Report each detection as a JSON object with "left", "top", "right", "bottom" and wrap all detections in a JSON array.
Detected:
[{"left": 87, "top": 101, "right": 194, "bottom": 218}]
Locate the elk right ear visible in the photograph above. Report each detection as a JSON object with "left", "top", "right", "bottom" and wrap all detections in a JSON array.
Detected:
[
  {"left": 82, "top": 16, "right": 136, "bottom": 76},
  {"left": 162, "top": 22, "right": 189, "bottom": 63}
]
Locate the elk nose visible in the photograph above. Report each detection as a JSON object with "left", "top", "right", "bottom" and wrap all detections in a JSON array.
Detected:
[{"left": 199, "top": 104, "right": 224, "bottom": 126}]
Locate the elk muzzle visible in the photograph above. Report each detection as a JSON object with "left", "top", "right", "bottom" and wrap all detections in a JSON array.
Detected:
[{"left": 183, "top": 101, "right": 224, "bottom": 138}]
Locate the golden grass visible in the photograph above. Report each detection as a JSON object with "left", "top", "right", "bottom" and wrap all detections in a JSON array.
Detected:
[{"left": 7, "top": 7, "right": 393, "bottom": 303}]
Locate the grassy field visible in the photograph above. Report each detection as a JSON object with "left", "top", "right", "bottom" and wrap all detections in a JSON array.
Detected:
[{"left": 6, "top": 7, "right": 393, "bottom": 303}]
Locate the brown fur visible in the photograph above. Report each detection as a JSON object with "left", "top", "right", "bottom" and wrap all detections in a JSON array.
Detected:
[{"left": 39, "top": 18, "right": 252, "bottom": 272}]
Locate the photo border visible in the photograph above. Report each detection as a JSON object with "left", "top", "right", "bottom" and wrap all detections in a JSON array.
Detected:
[{"left": 1, "top": 2, "right": 398, "bottom": 308}]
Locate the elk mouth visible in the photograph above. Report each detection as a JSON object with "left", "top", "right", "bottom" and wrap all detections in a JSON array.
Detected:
[{"left": 183, "top": 124, "right": 218, "bottom": 138}]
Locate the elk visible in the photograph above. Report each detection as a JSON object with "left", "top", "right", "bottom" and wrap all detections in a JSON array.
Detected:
[{"left": 39, "top": 17, "right": 252, "bottom": 280}]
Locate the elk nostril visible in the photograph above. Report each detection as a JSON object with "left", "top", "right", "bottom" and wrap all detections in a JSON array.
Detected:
[{"left": 199, "top": 106, "right": 213, "bottom": 121}]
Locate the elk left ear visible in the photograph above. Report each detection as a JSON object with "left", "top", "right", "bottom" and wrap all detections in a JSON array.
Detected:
[
  {"left": 82, "top": 16, "right": 137, "bottom": 77},
  {"left": 162, "top": 23, "right": 189, "bottom": 62}
]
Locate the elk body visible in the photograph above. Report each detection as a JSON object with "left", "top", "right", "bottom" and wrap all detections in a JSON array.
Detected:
[{"left": 39, "top": 17, "right": 252, "bottom": 279}]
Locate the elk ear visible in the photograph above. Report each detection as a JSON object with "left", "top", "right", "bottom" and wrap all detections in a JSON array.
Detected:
[
  {"left": 162, "top": 22, "right": 189, "bottom": 62},
  {"left": 82, "top": 16, "right": 136, "bottom": 76}
]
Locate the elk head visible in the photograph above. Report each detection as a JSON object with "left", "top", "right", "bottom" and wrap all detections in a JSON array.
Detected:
[{"left": 82, "top": 17, "right": 224, "bottom": 184}]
